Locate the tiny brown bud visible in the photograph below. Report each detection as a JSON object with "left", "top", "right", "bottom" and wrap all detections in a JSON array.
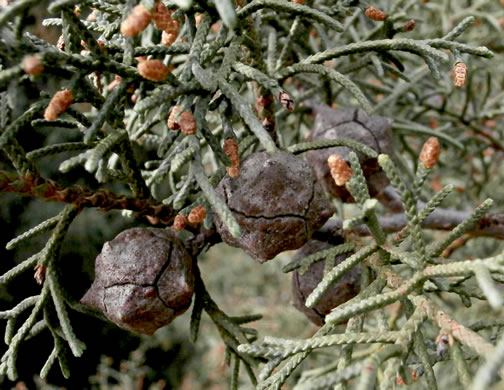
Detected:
[
  {"left": 173, "top": 215, "right": 188, "bottom": 230},
  {"left": 278, "top": 91, "right": 294, "bottom": 112},
  {"left": 224, "top": 138, "right": 240, "bottom": 178},
  {"left": 402, "top": 19, "right": 416, "bottom": 32},
  {"left": 34, "top": 264, "right": 46, "bottom": 285},
  {"left": 22, "top": 55, "right": 44, "bottom": 76},
  {"left": 120, "top": 4, "right": 152, "bottom": 37},
  {"left": 188, "top": 206, "right": 206, "bottom": 224},
  {"left": 56, "top": 35, "right": 65, "bottom": 51},
  {"left": 453, "top": 62, "right": 467, "bottom": 88},
  {"left": 327, "top": 155, "right": 353, "bottom": 186},
  {"left": 152, "top": 1, "right": 173, "bottom": 31},
  {"left": 107, "top": 75, "right": 121, "bottom": 91},
  {"left": 87, "top": 9, "right": 97, "bottom": 22},
  {"left": 226, "top": 166, "right": 240, "bottom": 178},
  {"left": 223, "top": 138, "right": 239, "bottom": 162},
  {"left": 167, "top": 105, "right": 181, "bottom": 130},
  {"left": 195, "top": 13, "right": 204, "bottom": 27},
  {"left": 179, "top": 111, "right": 197, "bottom": 135},
  {"left": 419, "top": 137, "right": 440, "bottom": 169},
  {"left": 365, "top": 6, "right": 387, "bottom": 21},
  {"left": 44, "top": 89, "right": 73, "bottom": 121},
  {"left": 161, "top": 30, "right": 177, "bottom": 46},
  {"left": 137, "top": 59, "right": 169, "bottom": 81}
]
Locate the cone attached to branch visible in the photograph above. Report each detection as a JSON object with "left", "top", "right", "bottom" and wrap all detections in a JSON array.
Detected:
[
  {"left": 80, "top": 228, "right": 194, "bottom": 335},
  {"left": 306, "top": 106, "right": 394, "bottom": 202},
  {"left": 216, "top": 151, "right": 334, "bottom": 263}
]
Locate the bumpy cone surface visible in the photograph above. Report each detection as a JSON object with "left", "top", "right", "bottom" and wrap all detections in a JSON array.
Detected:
[
  {"left": 291, "top": 239, "right": 360, "bottom": 326},
  {"left": 306, "top": 107, "right": 394, "bottom": 202},
  {"left": 216, "top": 151, "right": 334, "bottom": 263},
  {"left": 80, "top": 228, "right": 194, "bottom": 335}
]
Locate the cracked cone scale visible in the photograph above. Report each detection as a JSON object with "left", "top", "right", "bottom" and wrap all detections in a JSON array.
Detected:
[
  {"left": 216, "top": 151, "right": 334, "bottom": 263},
  {"left": 80, "top": 228, "right": 194, "bottom": 335}
]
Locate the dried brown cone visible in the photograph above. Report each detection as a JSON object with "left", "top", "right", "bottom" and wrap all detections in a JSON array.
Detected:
[
  {"left": 22, "top": 55, "right": 44, "bottom": 76},
  {"left": 173, "top": 214, "right": 188, "bottom": 231},
  {"left": 120, "top": 4, "right": 152, "bottom": 37},
  {"left": 327, "top": 154, "right": 353, "bottom": 186},
  {"left": 80, "top": 228, "right": 194, "bottom": 335},
  {"left": 419, "top": 136, "right": 440, "bottom": 169},
  {"left": 216, "top": 151, "right": 334, "bottom": 263},
  {"left": 365, "top": 6, "right": 388, "bottom": 21},
  {"left": 179, "top": 111, "right": 197, "bottom": 135},
  {"left": 167, "top": 105, "right": 181, "bottom": 130},
  {"left": 152, "top": 1, "right": 174, "bottom": 31},
  {"left": 137, "top": 59, "right": 169, "bottom": 81},
  {"left": 453, "top": 62, "right": 468, "bottom": 88},
  {"left": 162, "top": 30, "right": 178, "bottom": 46},
  {"left": 44, "top": 89, "right": 73, "bottom": 121},
  {"left": 188, "top": 205, "right": 207, "bottom": 224},
  {"left": 305, "top": 107, "right": 394, "bottom": 203},
  {"left": 291, "top": 239, "right": 360, "bottom": 326},
  {"left": 291, "top": 0, "right": 305, "bottom": 4}
]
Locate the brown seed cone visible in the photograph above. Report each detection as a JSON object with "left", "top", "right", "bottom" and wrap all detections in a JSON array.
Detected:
[
  {"left": 306, "top": 106, "right": 394, "bottom": 203},
  {"left": 137, "top": 59, "right": 169, "bottom": 81},
  {"left": 419, "top": 136, "right": 440, "bottom": 169},
  {"left": 179, "top": 111, "right": 197, "bottom": 135},
  {"left": 216, "top": 151, "right": 334, "bottom": 263},
  {"left": 167, "top": 105, "right": 181, "bottom": 130},
  {"left": 173, "top": 214, "right": 188, "bottom": 230},
  {"left": 365, "top": 6, "right": 387, "bottom": 21},
  {"left": 44, "top": 89, "right": 73, "bottom": 121},
  {"left": 161, "top": 30, "right": 178, "bottom": 46},
  {"left": 453, "top": 62, "right": 467, "bottom": 88},
  {"left": 80, "top": 228, "right": 194, "bottom": 335},
  {"left": 152, "top": 1, "right": 173, "bottom": 31},
  {"left": 188, "top": 205, "right": 207, "bottom": 224},
  {"left": 291, "top": 0, "right": 305, "bottom": 3},
  {"left": 291, "top": 239, "right": 360, "bottom": 326},
  {"left": 22, "top": 55, "right": 44, "bottom": 76},
  {"left": 327, "top": 154, "right": 353, "bottom": 186},
  {"left": 120, "top": 4, "right": 152, "bottom": 37}
]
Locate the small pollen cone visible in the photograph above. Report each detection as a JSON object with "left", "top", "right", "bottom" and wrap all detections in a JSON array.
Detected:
[
  {"left": 419, "top": 137, "right": 440, "bottom": 169},
  {"left": 365, "top": 6, "right": 387, "bottom": 21},
  {"left": 453, "top": 62, "right": 467, "bottom": 88},
  {"left": 44, "top": 89, "right": 73, "bottom": 121},
  {"left": 174, "top": 215, "right": 188, "bottom": 231},
  {"left": 327, "top": 155, "right": 353, "bottom": 186},
  {"left": 188, "top": 206, "right": 207, "bottom": 224},
  {"left": 120, "top": 4, "right": 152, "bottom": 37}
]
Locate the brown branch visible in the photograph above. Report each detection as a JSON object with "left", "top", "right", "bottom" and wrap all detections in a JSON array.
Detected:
[
  {"left": 315, "top": 206, "right": 504, "bottom": 241},
  {"left": 0, "top": 170, "right": 175, "bottom": 223}
]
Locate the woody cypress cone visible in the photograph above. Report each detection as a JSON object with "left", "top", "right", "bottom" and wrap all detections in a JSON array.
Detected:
[
  {"left": 291, "top": 239, "right": 360, "bottom": 326},
  {"left": 216, "top": 151, "right": 334, "bottom": 263},
  {"left": 80, "top": 228, "right": 194, "bottom": 335},
  {"left": 306, "top": 106, "right": 394, "bottom": 202}
]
